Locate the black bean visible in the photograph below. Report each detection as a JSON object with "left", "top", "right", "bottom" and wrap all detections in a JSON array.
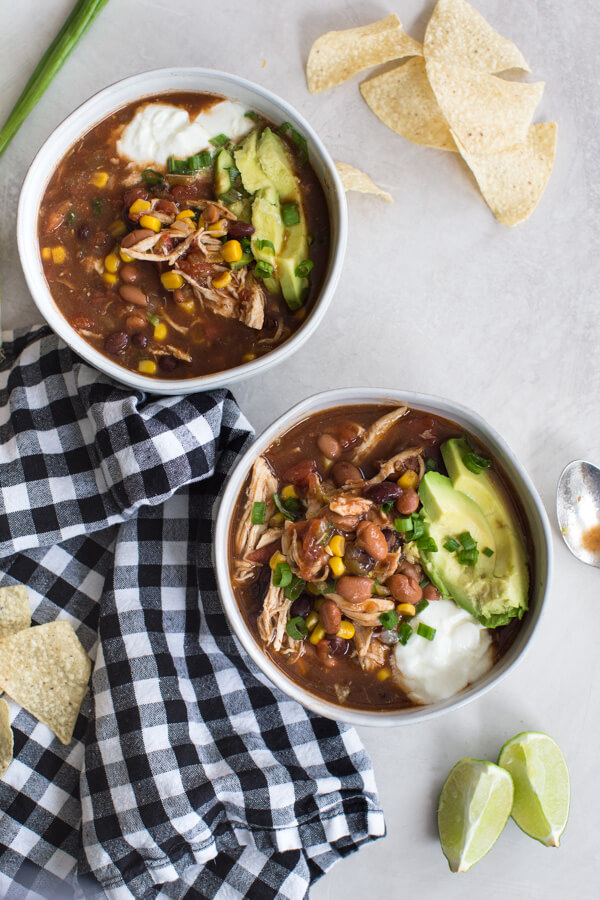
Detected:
[
  {"left": 328, "top": 636, "right": 348, "bottom": 657},
  {"left": 159, "top": 355, "right": 178, "bottom": 372},
  {"left": 290, "top": 595, "right": 311, "bottom": 619},
  {"left": 363, "top": 482, "right": 404, "bottom": 503},
  {"left": 104, "top": 331, "right": 129, "bottom": 355},
  {"left": 227, "top": 220, "right": 255, "bottom": 239},
  {"left": 77, "top": 223, "right": 91, "bottom": 240},
  {"left": 132, "top": 333, "right": 148, "bottom": 349}
]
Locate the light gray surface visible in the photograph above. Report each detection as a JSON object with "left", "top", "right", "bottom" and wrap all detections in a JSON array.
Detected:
[{"left": 1, "top": 1, "right": 599, "bottom": 896}]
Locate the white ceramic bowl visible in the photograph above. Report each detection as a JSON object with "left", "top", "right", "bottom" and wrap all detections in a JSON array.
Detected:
[
  {"left": 17, "top": 68, "right": 347, "bottom": 395},
  {"left": 214, "top": 388, "right": 552, "bottom": 727}
]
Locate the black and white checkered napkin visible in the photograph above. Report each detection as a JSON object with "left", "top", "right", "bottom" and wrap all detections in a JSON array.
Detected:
[{"left": 0, "top": 327, "right": 384, "bottom": 899}]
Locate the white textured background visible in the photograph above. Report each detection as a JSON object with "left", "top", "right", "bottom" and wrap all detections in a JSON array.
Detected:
[{"left": 1, "top": 1, "right": 599, "bottom": 897}]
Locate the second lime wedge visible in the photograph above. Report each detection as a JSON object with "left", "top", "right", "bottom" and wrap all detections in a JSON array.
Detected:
[
  {"left": 438, "top": 758, "right": 514, "bottom": 872},
  {"left": 498, "top": 731, "right": 570, "bottom": 847}
]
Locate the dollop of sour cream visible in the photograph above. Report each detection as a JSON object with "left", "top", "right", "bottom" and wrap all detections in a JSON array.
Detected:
[
  {"left": 117, "top": 100, "right": 254, "bottom": 166},
  {"left": 393, "top": 599, "right": 494, "bottom": 704}
]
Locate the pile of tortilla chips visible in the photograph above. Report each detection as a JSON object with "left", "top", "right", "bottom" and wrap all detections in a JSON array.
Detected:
[
  {"left": 307, "top": 1, "right": 556, "bottom": 225},
  {"left": 0, "top": 586, "right": 91, "bottom": 776}
]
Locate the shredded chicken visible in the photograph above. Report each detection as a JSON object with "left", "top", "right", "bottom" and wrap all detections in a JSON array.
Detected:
[
  {"left": 257, "top": 577, "right": 304, "bottom": 656},
  {"left": 353, "top": 625, "right": 388, "bottom": 672},
  {"left": 351, "top": 407, "right": 408, "bottom": 465},
  {"left": 282, "top": 521, "right": 330, "bottom": 582},
  {"left": 372, "top": 550, "right": 402, "bottom": 583},
  {"left": 326, "top": 592, "right": 395, "bottom": 627},
  {"left": 181, "top": 268, "right": 265, "bottom": 330},
  {"left": 329, "top": 495, "right": 372, "bottom": 517},
  {"left": 233, "top": 456, "right": 278, "bottom": 582},
  {"left": 369, "top": 447, "right": 425, "bottom": 485}
]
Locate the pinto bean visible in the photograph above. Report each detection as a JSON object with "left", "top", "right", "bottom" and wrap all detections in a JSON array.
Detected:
[
  {"left": 331, "top": 462, "right": 363, "bottom": 487},
  {"left": 201, "top": 204, "right": 220, "bottom": 224},
  {"left": 120, "top": 264, "right": 138, "bottom": 283},
  {"left": 320, "top": 599, "right": 341, "bottom": 635},
  {"left": 387, "top": 574, "right": 422, "bottom": 605},
  {"left": 423, "top": 583, "right": 441, "bottom": 602},
  {"left": 395, "top": 488, "right": 420, "bottom": 516},
  {"left": 155, "top": 199, "right": 178, "bottom": 216},
  {"left": 317, "top": 433, "right": 341, "bottom": 460},
  {"left": 104, "top": 331, "right": 129, "bottom": 355},
  {"left": 125, "top": 314, "right": 146, "bottom": 332},
  {"left": 121, "top": 228, "right": 154, "bottom": 248},
  {"left": 356, "top": 521, "right": 388, "bottom": 562},
  {"left": 363, "top": 482, "right": 404, "bottom": 504},
  {"left": 336, "top": 575, "right": 373, "bottom": 604},
  {"left": 397, "top": 559, "right": 421, "bottom": 582},
  {"left": 316, "top": 639, "right": 336, "bottom": 668},
  {"left": 119, "top": 284, "right": 148, "bottom": 307},
  {"left": 227, "top": 220, "right": 255, "bottom": 239}
]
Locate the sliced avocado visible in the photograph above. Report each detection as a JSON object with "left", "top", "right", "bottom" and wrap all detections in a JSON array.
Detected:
[
  {"left": 229, "top": 196, "right": 252, "bottom": 223},
  {"left": 278, "top": 218, "right": 310, "bottom": 309},
  {"left": 251, "top": 187, "right": 284, "bottom": 294},
  {"left": 234, "top": 130, "right": 271, "bottom": 194},
  {"left": 257, "top": 128, "right": 299, "bottom": 203},
  {"left": 441, "top": 438, "right": 529, "bottom": 614},
  {"left": 418, "top": 472, "right": 526, "bottom": 627},
  {"left": 214, "top": 148, "right": 234, "bottom": 199}
]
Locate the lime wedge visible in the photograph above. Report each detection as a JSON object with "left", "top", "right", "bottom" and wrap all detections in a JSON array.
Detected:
[
  {"left": 498, "top": 731, "right": 570, "bottom": 847},
  {"left": 438, "top": 758, "right": 514, "bottom": 872}
]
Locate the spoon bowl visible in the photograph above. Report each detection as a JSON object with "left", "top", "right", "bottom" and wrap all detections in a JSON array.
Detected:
[{"left": 556, "top": 460, "right": 600, "bottom": 567}]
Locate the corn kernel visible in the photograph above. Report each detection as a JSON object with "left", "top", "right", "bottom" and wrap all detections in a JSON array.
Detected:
[
  {"left": 242, "top": 352, "right": 256, "bottom": 363},
  {"left": 91, "top": 171, "right": 109, "bottom": 188},
  {"left": 180, "top": 300, "right": 195, "bottom": 314},
  {"left": 153, "top": 322, "right": 168, "bottom": 341},
  {"left": 138, "top": 359, "right": 157, "bottom": 375},
  {"left": 281, "top": 484, "right": 298, "bottom": 501},
  {"left": 110, "top": 219, "right": 127, "bottom": 239},
  {"left": 305, "top": 611, "right": 319, "bottom": 631},
  {"left": 139, "top": 215, "right": 161, "bottom": 233},
  {"left": 336, "top": 620, "right": 355, "bottom": 640},
  {"left": 221, "top": 239, "right": 243, "bottom": 263},
  {"left": 41, "top": 247, "right": 51, "bottom": 261},
  {"left": 104, "top": 252, "right": 120, "bottom": 273},
  {"left": 160, "top": 271, "right": 185, "bottom": 291},
  {"left": 51, "top": 246, "right": 66, "bottom": 264},
  {"left": 212, "top": 270, "right": 232, "bottom": 289},
  {"left": 129, "top": 198, "right": 152, "bottom": 216},
  {"left": 398, "top": 470, "right": 419, "bottom": 489},
  {"left": 397, "top": 603, "right": 416, "bottom": 617},
  {"left": 327, "top": 535, "right": 345, "bottom": 558},
  {"left": 269, "top": 551, "right": 287, "bottom": 570},
  {"left": 376, "top": 668, "right": 391, "bottom": 682},
  {"left": 329, "top": 557, "right": 345, "bottom": 578},
  {"left": 270, "top": 512, "right": 285, "bottom": 527},
  {"left": 309, "top": 623, "right": 326, "bottom": 645},
  {"left": 102, "top": 272, "right": 118, "bottom": 286},
  {"left": 176, "top": 209, "right": 196, "bottom": 220},
  {"left": 207, "top": 218, "right": 227, "bottom": 233},
  {"left": 119, "top": 247, "right": 134, "bottom": 263}
]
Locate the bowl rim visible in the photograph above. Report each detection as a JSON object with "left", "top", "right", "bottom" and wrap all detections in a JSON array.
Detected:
[
  {"left": 17, "top": 67, "right": 347, "bottom": 395},
  {"left": 214, "top": 387, "right": 553, "bottom": 727}
]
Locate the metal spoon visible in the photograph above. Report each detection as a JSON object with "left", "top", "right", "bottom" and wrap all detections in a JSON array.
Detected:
[{"left": 556, "top": 460, "right": 600, "bottom": 567}]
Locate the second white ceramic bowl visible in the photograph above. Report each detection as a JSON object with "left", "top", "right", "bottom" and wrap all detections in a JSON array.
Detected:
[
  {"left": 17, "top": 68, "right": 347, "bottom": 394},
  {"left": 214, "top": 388, "right": 552, "bottom": 727}
]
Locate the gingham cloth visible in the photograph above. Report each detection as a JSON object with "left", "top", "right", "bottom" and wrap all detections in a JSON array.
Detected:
[{"left": 0, "top": 327, "right": 385, "bottom": 900}]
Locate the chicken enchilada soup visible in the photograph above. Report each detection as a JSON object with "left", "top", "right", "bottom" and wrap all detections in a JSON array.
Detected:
[
  {"left": 38, "top": 92, "right": 329, "bottom": 378},
  {"left": 229, "top": 405, "right": 533, "bottom": 710}
]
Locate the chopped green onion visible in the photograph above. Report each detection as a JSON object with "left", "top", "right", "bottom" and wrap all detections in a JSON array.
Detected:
[
  {"left": 256, "top": 239, "right": 275, "bottom": 253},
  {"left": 187, "top": 151, "right": 211, "bottom": 170},
  {"left": 381, "top": 501, "right": 394, "bottom": 514},
  {"left": 379, "top": 610, "right": 399, "bottom": 630},
  {"left": 419, "top": 579, "right": 429, "bottom": 589},
  {"left": 416, "top": 536, "right": 438, "bottom": 553},
  {"left": 141, "top": 168, "right": 164, "bottom": 185},
  {"left": 286, "top": 616, "right": 308, "bottom": 640},
  {"left": 318, "top": 521, "right": 334, "bottom": 546},
  {"left": 227, "top": 164, "right": 241, "bottom": 183},
  {"left": 240, "top": 237, "right": 252, "bottom": 251},
  {"left": 398, "top": 621, "right": 414, "bottom": 645},
  {"left": 91, "top": 198, "right": 102, "bottom": 216},
  {"left": 167, "top": 155, "right": 188, "bottom": 174},
  {"left": 410, "top": 517, "right": 426, "bottom": 540},
  {"left": 284, "top": 576, "right": 306, "bottom": 602},
  {"left": 415, "top": 599, "right": 429, "bottom": 615},
  {"left": 273, "top": 561, "right": 292, "bottom": 587},
  {"left": 281, "top": 203, "right": 300, "bottom": 226},
  {"left": 417, "top": 623, "right": 436, "bottom": 641},
  {"left": 273, "top": 492, "right": 298, "bottom": 521},
  {"left": 394, "top": 517, "right": 413, "bottom": 533},
  {"left": 251, "top": 501, "right": 266, "bottom": 525},
  {"left": 66, "top": 210, "right": 76, "bottom": 226},
  {"left": 295, "top": 259, "right": 313, "bottom": 278},
  {"left": 255, "top": 260, "right": 274, "bottom": 279},
  {"left": 443, "top": 538, "right": 460, "bottom": 553},
  {"left": 458, "top": 531, "right": 477, "bottom": 551},
  {"left": 482, "top": 546, "right": 494, "bottom": 557},
  {"left": 245, "top": 111, "right": 260, "bottom": 122},
  {"left": 209, "top": 133, "right": 229, "bottom": 147},
  {"left": 146, "top": 312, "right": 159, "bottom": 327},
  {"left": 309, "top": 580, "right": 336, "bottom": 595},
  {"left": 279, "top": 122, "right": 308, "bottom": 163},
  {"left": 219, "top": 188, "right": 242, "bottom": 206},
  {"left": 0, "top": 0, "right": 111, "bottom": 160},
  {"left": 463, "top": 450, "right": 491, "bottom": 475},
  {"left": 457, "top": 548, "right": 479, "bottom": 567},
  {"left": 425, "top": 458, "right": 438, "bottom": 472}
]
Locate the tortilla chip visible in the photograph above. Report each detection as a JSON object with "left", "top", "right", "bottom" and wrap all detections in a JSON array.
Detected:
[
  {"left": 0, "top": 621, "right": 91, "bottom": 745},
  {"left": 424, "top": 0, "right": 530, "bottom": 73},
  {"left": 306, "top": 14, "right": 423, "bottom": 93},
  {"left": 0, "top": 585, "right": 31, "bottom": 640},
  {"left": 335, "top": 162, "right": 393, "bottom": 202},
  {"left": 459, "top": 122, "right": 557, "bottom": 225},
  {"left": 360, "top": 58, "right": 457, "bottom": 151},
  {"left": 0, "top": 699, "right": 12, "bottom": 778},
  {"left": 426, "top": 61, "right": 544, "bottom": 154}
]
